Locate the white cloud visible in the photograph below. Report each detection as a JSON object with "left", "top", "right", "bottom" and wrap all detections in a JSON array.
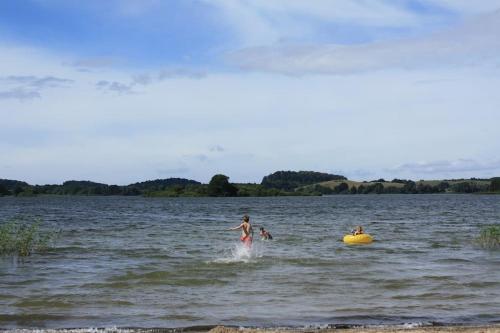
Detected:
[
  {"left": 96, "top": 80, "right": 135, "bottom": 94},
  {"left": 0, "top": 74, "right": 74, "bottom": 100},
  {"left": 157, "top": 68, "right": 207, "bottom": 80},
  {"left": 1, "top": 75, "right": 73, "bottom": 88},
  {"left": 229, "top": 10, "right": 500, "bottom": 75},
  {"left": 69, "top": 57, "right": 122, "bottom": 70},
  {"left": 209, "top": 145, "right": 225, "bottom": 152},
  {"left": 204, "top": 0, "right": 424, "bottom": 47},
  {"left": 392, "top": 159, "right": 500, "bottom": 174},
  {"left": 0, "top": 88, "right": 40, "bottom": 101}
]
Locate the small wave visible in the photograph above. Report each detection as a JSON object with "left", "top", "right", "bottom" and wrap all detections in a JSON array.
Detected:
[
  {"left": 211, "top": 242, "right": 263, "bottom": 264},
  {"left": 102, "top": 269, "right": 227, "bottom": 288},
  {"left": 14, "top": 298, "right": 75, "bottom": 309},
  {"left": 436, "top": 258, "right": 473, "bottom": 264}
]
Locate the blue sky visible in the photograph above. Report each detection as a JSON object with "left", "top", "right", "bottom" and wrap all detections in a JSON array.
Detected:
[
  {"left": 0, "top": 0, "right": 460, "bottom": 67},
  {"left": 1, "top": 1, "right": 500, "bottom": 184},
  {"left": 0, "top": 1, "right": 228, "bottom": 67}
]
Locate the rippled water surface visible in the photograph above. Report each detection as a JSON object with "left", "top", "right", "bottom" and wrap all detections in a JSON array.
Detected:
[{"left": 1, "top": 195, "right": 499, "bottom": 329}]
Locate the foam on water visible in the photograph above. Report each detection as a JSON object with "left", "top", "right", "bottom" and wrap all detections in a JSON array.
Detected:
[{"left": 212, "top": 241, "right": 264, "bottom": 263}]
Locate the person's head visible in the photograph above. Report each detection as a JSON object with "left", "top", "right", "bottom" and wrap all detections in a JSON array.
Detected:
[
  {"left": 259, "top": 227, "right": 264, "bottom": 231},
  {"left": 243, "top": 215, "right": 250, "bottom": 222},
  {"left": 356, "top": 225, "right": 363, "bottom": 231}
]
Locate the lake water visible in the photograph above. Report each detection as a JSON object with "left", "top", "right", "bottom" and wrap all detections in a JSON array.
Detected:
[{"left": 1, "top": 195, "right": 499, "bottom": 329}]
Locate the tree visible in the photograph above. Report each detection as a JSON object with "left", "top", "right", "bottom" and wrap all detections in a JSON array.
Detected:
[
  {"left": 490, "top": 178, "right": 500, "bottom": 192},
  {"left": 13, "top": 186, "right": 24, "bottom": 196},
  {"left": 313, "top": 185, "right": 334, "bottom": 195},
  {"left": 261, "top": 171, "right": 346, "bottom": 190},
  {"left": 0, "top": 184, "right": 10, "bottom": 196},
  {"left": 372, "top": 183, "right": 384, "bottom": 194},
  {"left": 402, "top": 181, "right": 416, "bottom": 194},
  {"left": 452, "top": 182, "right": 467, "bottom": 193},
  {"left": 437, "top": 181, "right": 450, "bottom": 192},
  {"left": 107, "top": 185, "right": 122, "bottom": 195},
  {"left": 207, "top": 174, "right": 238, "bottom": 197},
  {"left": 417, "top": 183, "right": 433, "bottom": 193},
  {"left": 334, "top": 182, "right": 349, "bottom": 194}
]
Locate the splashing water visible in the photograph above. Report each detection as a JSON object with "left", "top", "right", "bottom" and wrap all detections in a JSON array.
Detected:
[{"left": 212, "top": 241, "right": 264, "bottom": 263}]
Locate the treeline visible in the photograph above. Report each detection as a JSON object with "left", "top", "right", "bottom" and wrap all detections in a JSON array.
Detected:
[
  {"left": 306, "top": 178, "right": 500, "bottom": 195},
  {"left": 1, "top": 173, "right": 500, "bottom": 198},
  {"left": 146, "top": 172, "right": 339, "bottom": 197},
  {"left": 0, "top": 178, "right": 201, "bottom": 197},
  {"left": 261, "top": 171, "right": 346, "bottom": 191},
  {"left": 0, "top": 171, "right": 331, "bottom": 197}
]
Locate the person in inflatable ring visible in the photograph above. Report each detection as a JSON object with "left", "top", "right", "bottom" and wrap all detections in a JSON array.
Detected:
[{"left": 352, "top": 225, "right": 364, "bottom": 235}]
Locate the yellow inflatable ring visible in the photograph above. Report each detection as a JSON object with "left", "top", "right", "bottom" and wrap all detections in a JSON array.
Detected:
[{"left": 343, "top": 233, "right": 373, "bottom": 244}]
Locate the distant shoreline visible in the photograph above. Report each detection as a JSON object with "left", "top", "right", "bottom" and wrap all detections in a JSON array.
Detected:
[{"left": 1, "top": 171, "right": 499, "bottom": 197}]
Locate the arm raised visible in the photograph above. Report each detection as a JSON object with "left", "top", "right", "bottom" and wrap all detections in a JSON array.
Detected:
[{"left": 228, "top": 223, "right": 243, "bottom": 231}]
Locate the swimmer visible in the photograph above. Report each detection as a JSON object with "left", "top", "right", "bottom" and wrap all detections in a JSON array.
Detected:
[
  {"left": 228, "top": 215, "right": 253, "bottom": 247},
  {"left": 352, "top": 225, "right": 364, "bottom": 235},
  {"left": 259, "top": 227, "right": 273, "bottom": 240}
]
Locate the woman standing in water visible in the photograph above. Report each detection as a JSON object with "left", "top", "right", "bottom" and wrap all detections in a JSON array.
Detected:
[{"left": 228, "top": 215, "right": 253, "bottom": 248}]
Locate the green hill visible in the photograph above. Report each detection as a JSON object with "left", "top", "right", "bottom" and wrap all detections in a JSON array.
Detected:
[{"left": 261, "top": 171, "right": 346, "bottom": 191}]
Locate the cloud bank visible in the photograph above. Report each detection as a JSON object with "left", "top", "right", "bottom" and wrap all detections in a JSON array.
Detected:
[
  {"left": 229, "top": 10, "right": 500, "bottom": 75},
  {"left": 391, "top": 159, "right": 500, "bottom": 175},
  {"left": 0, "top": 75, "right": 74, "bottom": 100}
]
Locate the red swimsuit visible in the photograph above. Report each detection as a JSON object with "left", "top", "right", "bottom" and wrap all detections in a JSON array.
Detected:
[{"left": 240, "top": 235, "right": 253, "bottom": 247}]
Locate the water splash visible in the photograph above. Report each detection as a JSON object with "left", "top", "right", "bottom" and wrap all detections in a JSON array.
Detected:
[{"left": 212, "top": 241, "right": 264, "bottom": 263}]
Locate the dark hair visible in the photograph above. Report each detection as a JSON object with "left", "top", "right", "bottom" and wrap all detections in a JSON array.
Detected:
[
  {"left": 243, "top": 215, "right": 250, "bottom": 222},
  {"left": 259, "top": 227, "right": 264, "bottom": 231}
]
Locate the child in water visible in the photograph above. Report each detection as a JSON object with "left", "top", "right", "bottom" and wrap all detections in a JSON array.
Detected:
[
  {"left": 352, "top": 225, "right": 364, "bottom": 235},
  {"left": 259, "top": 227, "right": 273, "bottom": 240},
  {"left": 228, "top": 215, "right": 253, "bottom": 248}
]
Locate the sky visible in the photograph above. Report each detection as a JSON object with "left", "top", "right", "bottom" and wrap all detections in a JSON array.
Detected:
[{"left": 1, "top": 0, "right": 500, "bottom": 185}]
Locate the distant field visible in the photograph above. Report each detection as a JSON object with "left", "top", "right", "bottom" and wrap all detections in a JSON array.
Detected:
[
  {"left": 417, "top": 179, "right": 490, "bottom": 186},
  {"left": 313, "top": 179, "right": 491, "bottom": 190},
  {"left": 317, "top": 180, "right": 405, "bottom": 190}
]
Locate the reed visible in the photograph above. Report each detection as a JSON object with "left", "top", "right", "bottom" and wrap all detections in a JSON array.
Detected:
[
  {"left": 476, "top": 225, "right": 500, "bottom": 249},
  {"left": 0, "top": 219, "right": 56, "bottom": 256}
]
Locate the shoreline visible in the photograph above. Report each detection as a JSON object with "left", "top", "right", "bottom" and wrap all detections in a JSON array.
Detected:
[
  {"left": 3, "top": 324, "right": 500, "bottom": 333},
  {"left": 211, "top": 325, "right": 500, "bottom": 333}
]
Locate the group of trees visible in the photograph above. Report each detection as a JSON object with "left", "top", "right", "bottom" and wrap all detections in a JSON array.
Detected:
[
  {"left": 147, "top": 174, "right": 313, "bottom": 197},
  {"left": 306, "top": 179, "right": 494, "bottom": 195},
  {"left": 0, "top": 179, "right": 30, "bottom": 197},
  {"left": 490, "top": 177, "right": 500, "bottom": 192},
  {"left": 0, "top": 178, "right": 200, "bottom": 197},
  {"left": 1, "top": 173, "right": 500, "bottom": 198},
  {"left": 261, "top": 171, "right": 346, "bottom": 191}
]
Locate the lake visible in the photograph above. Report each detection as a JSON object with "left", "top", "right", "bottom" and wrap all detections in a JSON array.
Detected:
[{"left": 1, "top": 194, "right": 499, "bottom": 329}]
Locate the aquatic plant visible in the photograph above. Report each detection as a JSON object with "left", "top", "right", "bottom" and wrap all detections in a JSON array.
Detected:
[
  {"left": 475, "top": 225, "right": 500, "bottom": 249},
  {"left": 0, "top": 219, "right": 56, "bottom": 256}
]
